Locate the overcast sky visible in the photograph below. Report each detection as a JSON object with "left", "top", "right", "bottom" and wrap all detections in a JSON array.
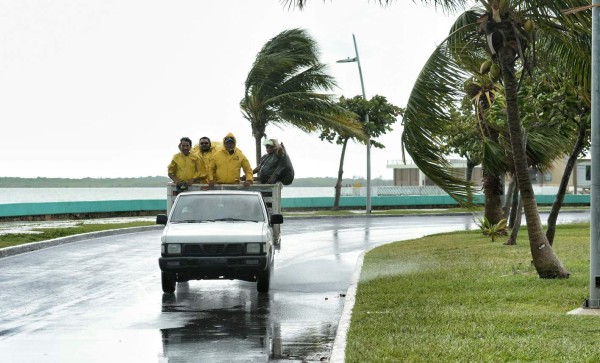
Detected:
[{"left": 0, "top": 0, "right": 461, "bottom": 180}]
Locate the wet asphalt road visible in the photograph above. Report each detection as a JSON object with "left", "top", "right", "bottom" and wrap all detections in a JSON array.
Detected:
[{"left": 0, "top": 213, "right": 590, "bottom": 362}]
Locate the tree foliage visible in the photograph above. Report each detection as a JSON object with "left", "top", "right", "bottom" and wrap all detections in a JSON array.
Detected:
[
  {"left": 381, "top": 0, "right": 590, "bottom": 278},
  {"left": 282, "top": 0, "right": 591, "bottom": 278},
  {"left": 240, "top": 28, "right": 366, "bottom": 164},
  {"left": 320, "top": 95, "right": 402, "bottom": 147},
  {"left": 319, "top": 95, "right": 402, "bottom": 209}
]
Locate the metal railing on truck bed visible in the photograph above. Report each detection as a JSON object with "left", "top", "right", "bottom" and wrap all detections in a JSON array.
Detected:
[{"left": 166, "top": 183, "right": 282, "bottom": 213}]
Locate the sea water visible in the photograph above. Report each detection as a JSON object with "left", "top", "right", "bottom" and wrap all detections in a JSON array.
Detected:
[{"left": 0, "top": 187, "right": 343, "bottom": 204}]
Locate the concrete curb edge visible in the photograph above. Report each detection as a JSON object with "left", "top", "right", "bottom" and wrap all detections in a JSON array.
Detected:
[
  {"left": 329, "top": 250, "right": 366, "bottom": 362},
  {"left": 0, "top": 225, "right": 163, "bottom": 258}
]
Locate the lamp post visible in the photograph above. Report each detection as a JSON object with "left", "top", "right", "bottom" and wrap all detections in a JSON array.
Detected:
[
  {"left": 587, "top": 0, "right": 600, "bottom": 309},
  {"left": 337, "top": 34, "right": 371, "bottom": 214}
]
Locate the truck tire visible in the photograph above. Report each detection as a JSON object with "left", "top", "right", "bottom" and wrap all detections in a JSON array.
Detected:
[
  {"left": 273, "top": 225, "right": 281, "bottom": 246},
  {"left": 162, "top": 271, "right": 176, "bottom": 293},
  {"left": 256, "top": 260, "right": 272, "bottom": 294}
]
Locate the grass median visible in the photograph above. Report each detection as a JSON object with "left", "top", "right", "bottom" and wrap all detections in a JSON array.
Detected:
[
  {"left": 0, "top": 221, "right": 155, "bottom": 249},
  {"left": 346, "top": 223, "right": 597, "bottom": 362}
]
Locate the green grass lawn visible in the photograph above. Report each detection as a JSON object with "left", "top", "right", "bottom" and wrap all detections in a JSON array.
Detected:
[
  {"left": 0, "top": 221, "right": 155, "bottom": 248},
  {"left": 346, "top": 223, "right": 598, "bottom": 362}
]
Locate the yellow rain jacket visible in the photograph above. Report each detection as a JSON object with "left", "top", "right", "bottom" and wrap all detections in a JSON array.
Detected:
[
  {"left": 191, "top": 141, "right": 221, "bottom": 183},
  {"left": 209, "top": 133, "right": 253, "bottom": 184},
  {"left": 167, "top": 152, "right": 202, "bottom": 183}
]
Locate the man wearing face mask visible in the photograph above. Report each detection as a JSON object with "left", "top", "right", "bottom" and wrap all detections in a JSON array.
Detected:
[
  {"left": 208, "top": 133, "right": 253, "bottom": 186},
  {"left": 167, "top": 137, "right": 202, "bottom": 190}
]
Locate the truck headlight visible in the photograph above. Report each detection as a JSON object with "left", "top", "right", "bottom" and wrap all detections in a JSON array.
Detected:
[
  {"left": 167, "top": 244, "right": 182, "bottom": 255},
  {"left": 246, "top": 243, "right": 262, "bottom": 254}
]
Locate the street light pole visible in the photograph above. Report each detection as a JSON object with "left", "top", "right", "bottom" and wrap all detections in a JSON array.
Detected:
[
  {"left": 337, "top": 34, "right": 372, "bottom": 214},
  {"left": 587, "top": 0, "right": 600, "bottom": 309}
]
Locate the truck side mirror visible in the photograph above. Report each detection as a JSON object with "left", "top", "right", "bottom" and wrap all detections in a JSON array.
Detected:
[
  {"left": 270, "top": 214, "right": 283, "bottom": 225},
  {"left": 156, "top": 214, "right": 168, "bottom": 225}
]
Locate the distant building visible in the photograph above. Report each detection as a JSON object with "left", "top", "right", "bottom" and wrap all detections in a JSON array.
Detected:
[
  {"left": 386, "top": 157, "right": 591, "bottom": 194},
  {"left": 386, "top": 159, "right": 483, "bottom": 187},
  {"left": 574, "top": 158, "right": 592, "bottom": 192}
]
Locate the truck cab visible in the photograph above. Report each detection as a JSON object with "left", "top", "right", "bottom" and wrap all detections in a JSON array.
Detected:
[{"left": 157, "top": 190, "right": 283, "bottom": 294}]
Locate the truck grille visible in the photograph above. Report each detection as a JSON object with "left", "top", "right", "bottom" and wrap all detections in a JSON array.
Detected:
[{"left": 183, "top": 244, "right": 244, "bottom": 256}]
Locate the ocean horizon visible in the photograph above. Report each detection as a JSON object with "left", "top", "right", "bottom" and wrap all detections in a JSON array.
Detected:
[{"left": 0, "top": 187, "right": 359, "bottom": 204}]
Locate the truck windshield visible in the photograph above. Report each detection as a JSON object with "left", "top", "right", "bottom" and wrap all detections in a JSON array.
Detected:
[{"left": 170, "top": 194, "right": 265, "bottom": 223}]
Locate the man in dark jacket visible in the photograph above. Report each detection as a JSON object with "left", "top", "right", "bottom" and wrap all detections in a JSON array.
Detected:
[{"left": 254, "top": 139, "right": 294, "bottom": 185}]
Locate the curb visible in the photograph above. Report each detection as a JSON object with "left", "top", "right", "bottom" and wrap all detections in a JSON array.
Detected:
[
  {"left": 329, "top": 250, "right": 366, "bottom": 362},
  {"left": 0, "top": 225, "right": 163, "bottom": 258}
]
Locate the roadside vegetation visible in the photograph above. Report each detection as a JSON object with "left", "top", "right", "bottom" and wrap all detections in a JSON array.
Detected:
[
  {"left": 346, "top": 223, "right": 597, "bottom": 362},
  {"left": 0, "top": 221, "right": 155, "bottom": 248}
]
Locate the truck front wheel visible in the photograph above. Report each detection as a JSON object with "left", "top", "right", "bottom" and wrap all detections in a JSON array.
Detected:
[
  {"left": 162, "top": 271, "right": 176, "bottom": 293},
  {"left": 257, "top": 259, "right": 272, "bottom": 294}
]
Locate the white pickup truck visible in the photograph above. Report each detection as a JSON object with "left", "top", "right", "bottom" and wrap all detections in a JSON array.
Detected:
[{"left": 157, "top": 186, "right": 283, "bottom": 294}]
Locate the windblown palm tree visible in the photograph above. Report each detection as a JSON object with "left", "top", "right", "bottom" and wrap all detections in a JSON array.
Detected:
[
  {"left": 283, "top": 0, "right": 591, "bottom": 278},
  {"left": 404, "top": 1, "right": 591, "bottom": 278},
  {"left": 241, "top": 28, "right": 365, "bottom": 164}
]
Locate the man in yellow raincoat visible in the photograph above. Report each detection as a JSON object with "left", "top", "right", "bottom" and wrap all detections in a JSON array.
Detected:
[
  {"left": 167, "top": 137, "right": 202, "bottom": 189},
  {"left": 208, "top": 133, "right": 253, "bottom": 186},
  {"left": 191, "top": 136, "right": 219, "bottom": 184}
]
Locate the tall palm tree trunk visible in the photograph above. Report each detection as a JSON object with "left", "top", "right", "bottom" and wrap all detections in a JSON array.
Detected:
[
  {"left": 546, "top": 120, "right": 587, "bottom": 245},
  {"left": 478, "top": 95, "right": 505, "bottom": 224},
  {"left": 254, "top": 135, "right": 262, "bottom": 166},
  {"left": 466, "top": 158, "right": 477, "bottom": 204},
  {"left": 505, "top": 194, "right": 522, "bottom": 246},
  {"left": 508, "top": 179, "right": 520, "bottom": 228},
  {"left": 503, "top": 177, "right": 515, "bottom": 219},
  {"left": 499, "top": 46, "right": 569, "bottom": 278},
  {"left": 333, "top": 138, "right": 349, "bottom": 210},
  {"left": 252, "top": 122, "right": 266, "bottom": 166},
  {"left": 466, "top": 158, "right": 475, "bottom": 182},
  {"left": 483, "top": 168, "right": 504, "bottom": 225}
]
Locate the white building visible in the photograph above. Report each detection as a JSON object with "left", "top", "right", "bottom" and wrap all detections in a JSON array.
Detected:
[{"left": 386, "top": 157, "right": 591, "bottom": 194}]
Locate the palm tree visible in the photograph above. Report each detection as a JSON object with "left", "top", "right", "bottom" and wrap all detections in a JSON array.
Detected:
[
  {"left": 402, "top": 1, "right": 590, "bottom": 278},
  {"left": 282, "top": 0, "right": 590, "bottom": 278},
  {"left": 516, "top": 66, "right": 591, "bottom": 245},
  {"left": 241, "top": 28, "right": 365, "bottom": 164},
  {"left": 481, "top": 1, "right": 591, "bottom": 278}
]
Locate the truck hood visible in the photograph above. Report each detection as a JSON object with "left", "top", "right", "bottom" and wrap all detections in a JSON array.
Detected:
[{"left": 161, "top": 221, "right": 270, "bottom": 243}]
